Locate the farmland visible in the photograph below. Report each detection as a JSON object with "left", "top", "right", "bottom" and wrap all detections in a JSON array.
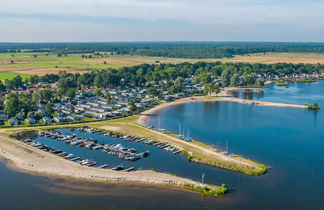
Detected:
[
  {"left": 220, "top": 52, "right": 324, "bottom": 64},
  {"left": 1, "top": 52, "right": 324, "bottom": 78},
  {"left": 0, "top": 53, "right": 216, "bottom": 76}
]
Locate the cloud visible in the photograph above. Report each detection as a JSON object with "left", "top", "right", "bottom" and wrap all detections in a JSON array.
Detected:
[
  {"left": 0, "top": 0, "right": 323, "bottom": 41},
  {"left": 1, "top": 0, "right": 324, "bottom": 26}
]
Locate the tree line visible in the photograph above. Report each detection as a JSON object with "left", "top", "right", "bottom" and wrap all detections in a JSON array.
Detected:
[{"left": 1, "top": 42, "right": 324, "bottom": 58}]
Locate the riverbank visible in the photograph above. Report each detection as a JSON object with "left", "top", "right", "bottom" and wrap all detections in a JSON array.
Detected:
[{"left": 0, "top": 133, "right": 226, "bottom": 196}]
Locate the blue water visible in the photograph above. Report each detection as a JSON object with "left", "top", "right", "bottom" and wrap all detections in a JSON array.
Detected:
[
  {"left": 229, "top": 81, "right": 324, "bottom": 105},
  {"left": 147, "top": 82, "right": 324, "bottom": 209},
  {"left": 34, "top": 128, "right": 228, "bottom": 185},
  {"left": 0, "top": 159, "right": 220, "bottom": 210}
]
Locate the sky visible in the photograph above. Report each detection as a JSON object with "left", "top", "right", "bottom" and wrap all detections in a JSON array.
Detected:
[{"left": 0, "top": 0, "right": 323, "bottom": 42}]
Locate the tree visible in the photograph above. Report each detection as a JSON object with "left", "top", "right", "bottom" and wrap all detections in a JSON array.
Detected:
[
  {"left": 242, "top": 73, "right": 256, "bottom": 86},
  {"left": 4, "top": 97, "right": 20, "bottom": 116},
  {"left": 0, "top": 81, "right": 6, "bottom": 92},
  {"left": 94, "top": 88, "right": 102, "bottom": 96},
  {"left": 39, "top": 89, "right": 54, "bottom": 102},
  {"left": 230, "top": 73, "right": 240, "bottom": 87},
  {"left": 58, "top": 77, "right": 77, "bottom": 91},
  {"left": 255, "top": 78, "right": 264, "bottom": 87},
  {"left": 203, "top": 83, "right": 220, "bottom": 96},
  {"left": 147, "top": 87, "right": 159, "bottom": 96},
  {"left": 129, "top": 101, "right": 137, "bottom": 112},
  {"left": 105, "top": 93, "right": 112, "bottom": 104},
  {"left": 94, "top": 73, "right": 104, "bottom": 88},
  {"left": 29, "top": 75, "right": 40, "bottom": 84},
  {"left": 4, "top": 79, "right": 14, "bottom": 90},
  {"left": 45, "top": 102, "right": 54, "bottom": 116},
  {"left": 65, "top": 88, "right": 76, "bottom": 99},
  {"left": 10, "top": 75, "right": 23, "bottom": 89},
  {"left": 221, "top": 69, "right": 231, "bottom": 86}
]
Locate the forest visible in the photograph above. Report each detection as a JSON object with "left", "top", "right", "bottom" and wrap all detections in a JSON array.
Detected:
[{"left": 1, "top": 42, "right": 324, "bottom": 58}]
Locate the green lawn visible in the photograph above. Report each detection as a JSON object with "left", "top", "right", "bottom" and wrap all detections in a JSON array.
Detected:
[{"left": 0, "top": 72, "right": 31, "bottom": 81}]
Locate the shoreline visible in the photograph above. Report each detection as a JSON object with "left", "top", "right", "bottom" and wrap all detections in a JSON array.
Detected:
[{"left": 137, "top": 90, "right": 306, "bottom": 125}]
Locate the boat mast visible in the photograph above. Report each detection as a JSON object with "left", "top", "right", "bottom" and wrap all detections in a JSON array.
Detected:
[
  {"left": 158, "top": 117, "right": 160, "bottom": 130},
  {"left": 183, "top": 125, "right": 186, "bottom": 136}
]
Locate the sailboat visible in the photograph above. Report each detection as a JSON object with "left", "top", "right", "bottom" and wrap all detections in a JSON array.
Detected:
[
  {"left": 157, "top": 117, "right": 166, "bottom": 132},
  {"left": 177, "top": 123, "right": 184, "bottom": 138},
  {"left": 179, "top": 124, "right": 193, "bottom": 142}
]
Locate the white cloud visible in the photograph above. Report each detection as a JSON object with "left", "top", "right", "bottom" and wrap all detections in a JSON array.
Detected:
[
  {"left": 0, "top": 0, "right": 323, "bottom": 41},
  {"left": 1, "top": 0, "right": 324, "bottom": 26}
]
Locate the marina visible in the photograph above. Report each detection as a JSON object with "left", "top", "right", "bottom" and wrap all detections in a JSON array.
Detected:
[{"left": 15, "top": 127, "right": 187, "bottom": 173}]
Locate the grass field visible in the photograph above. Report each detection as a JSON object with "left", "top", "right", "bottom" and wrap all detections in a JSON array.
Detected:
[
  {"left": 0, "top": 72, "right": 30, "bottom": 81},
  {"left": 1, "top": 52, "right": 323, "bottom": 77},
  {"left": 0, "top": 52, "right": 215, "bottom": 76},
  {"left": 219, "top": 52, "right": 324, "bottom": 64}
]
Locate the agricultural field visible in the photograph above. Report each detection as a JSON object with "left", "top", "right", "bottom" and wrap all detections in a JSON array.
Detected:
[
  {"left": 1, "top": 52, "right": 324, "bottom": 79},
  {"left": 220, "top": 52, "right": 324, "bottom": 64},
  {"left": 0, "top": 52, "right": 216, "bottom": 76}
]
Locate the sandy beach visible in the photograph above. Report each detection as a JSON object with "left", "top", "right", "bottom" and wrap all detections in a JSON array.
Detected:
[
  {"left": 0, "top": 134, "right": 203, "bottom": 188},
  {"left": 137, "top": 88, "right": 306, "bottom": 125}
]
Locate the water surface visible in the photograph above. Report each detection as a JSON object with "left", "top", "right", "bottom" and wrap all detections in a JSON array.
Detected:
[{"left": 147, "top": 82, "right": 324, "bottom": 209}]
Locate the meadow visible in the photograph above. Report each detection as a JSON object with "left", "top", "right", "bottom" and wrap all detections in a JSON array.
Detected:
[
  {"left": 0, "top": 52, "right": 324, "bottom": 79},
  {"left": 0, "top": 52, "right": 215, "bottom": 77},
  {"left": 220, "top": 52, "right": 324, "bottom": 64},
  {"left": 0, "top": 72, "right": 30, "bottom": 81}
]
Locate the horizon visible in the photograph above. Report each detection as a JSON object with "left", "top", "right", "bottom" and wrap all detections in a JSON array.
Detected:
[{"left": 1, "top": 41, "right": 324, "bottom": 44}]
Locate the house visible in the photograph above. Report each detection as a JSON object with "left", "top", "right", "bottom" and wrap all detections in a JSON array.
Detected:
[
  {"left": 67, "top": 115, "right": 81, "bottom": 121},
  {"left": 54, "top": 116, "right": 68, "bottom": 123},
  {"left": 25, "top": 117, "right": 36, "bottom": 125},
  {"left": 0, "top": 114, "right": 9, "bottom": 120},
  {"left": 57, "top": 112, "right": 65, "bottom": 117},
  {"left": 16, "top": 112, "right": 25, "bottom": 120},
  {"left": 27, "top": 112, "right": 37, "bottom": 118},
  {"left": 61, "top": 109, "right": 72, "bottom": 115},
  {"left": 9, "top": 118, "right": 19, "bottom": 126},
  {"left": 42, "top": 116, "right": 52, "bottom": 125}
]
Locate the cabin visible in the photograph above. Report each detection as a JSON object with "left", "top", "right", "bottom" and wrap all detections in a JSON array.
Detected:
[
  {"left": 54, "top": 116, "right": 68, "bottom": 123},
  {"left": 25, "top": 117, "right": 37, "bottom": 125},
  {"left": 42, "top": 116, "right": 52, "bottom": 125},
  {"left": 9, "top": 118, "right": 19, "bottom": 126}
]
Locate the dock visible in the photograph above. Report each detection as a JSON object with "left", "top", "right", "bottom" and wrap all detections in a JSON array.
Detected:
[
  {"left": 98, "top": 164, "right": 108, "bottom": 168},
  {"left": 124, "top": 167, "right": 135, "bottom": 172},
  {"left": 173, "top": 150, "right": 181, "bottom": 154},
  {"left": 70, "top": 157, "right": 80, "bottom": 161}
]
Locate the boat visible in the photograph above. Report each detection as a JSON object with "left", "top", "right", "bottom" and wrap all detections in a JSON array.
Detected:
[
  {"left": 124, "top": 167, "right": 135, "bottom": 172},
  {"left": 98, "top": 164, "right": 108, "bottom": 168},
  {"left": 111, "top": 164, "right": 124, "bottom": 171},
  {"left": 80, "top": 159, "right": 96, "bottom": 166}
]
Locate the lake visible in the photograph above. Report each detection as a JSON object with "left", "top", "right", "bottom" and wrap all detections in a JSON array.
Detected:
[
  {"left": 147, "top": 82, "right": 324, "bottom": 209},
  {"left": 1, "top": 82, "right": 324, "bottom": 209}
]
